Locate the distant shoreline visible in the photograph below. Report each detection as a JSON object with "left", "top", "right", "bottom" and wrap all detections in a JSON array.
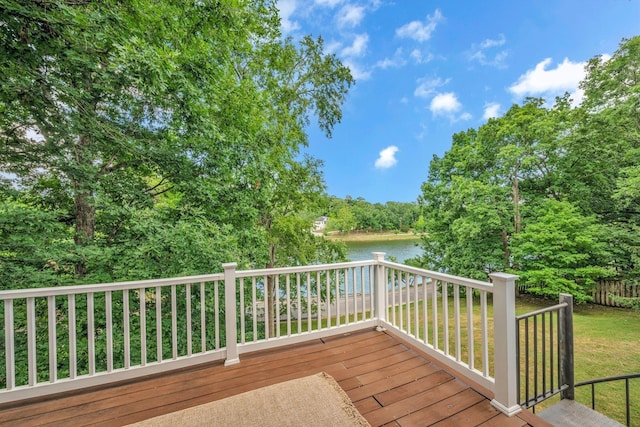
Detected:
[{"left": 324, "top": 231, "right": 422, "bottom": 242}]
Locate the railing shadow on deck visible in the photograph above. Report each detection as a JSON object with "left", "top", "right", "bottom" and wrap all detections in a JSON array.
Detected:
[{"left": 1, "top": 253, "right": 524, "bottom": 416}]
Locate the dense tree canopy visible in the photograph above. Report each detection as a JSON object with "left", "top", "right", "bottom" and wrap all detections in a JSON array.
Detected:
[
  {"left": 324, "top": 196, "right": 420, "bottom": 234},
  {"left": 0, "top": 0, "right": 352, "bottom": 289},
  {"left": 414, "top": 36, "right": 640, "bottom": 301}
]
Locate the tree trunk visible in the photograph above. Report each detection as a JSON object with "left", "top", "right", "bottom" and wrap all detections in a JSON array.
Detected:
[
  {"left": 510, "top": 168, "right": 521, "bottom": 278},
  {"left": 501, "top": 229, "right": 510, "bottom": 270},
  {"left": 266, "top": 243, "right": 277, "bottom": 338},
  {"left": 512, "top": 174, "right": 521, "bottom": 235},
  {"left": 73, "top": 135, "right": 96, "bottom": 277}
]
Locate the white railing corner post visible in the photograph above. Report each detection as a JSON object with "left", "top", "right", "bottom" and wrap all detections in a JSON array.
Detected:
[
  {"left": 372, "top": 252, "right": 387, "bottom": 329},
  {"left": 223, "top": 262, "right": 240, "bottom": 366},
  {"left": 489, "top": 272, "right": 521, "bottom": 416}
]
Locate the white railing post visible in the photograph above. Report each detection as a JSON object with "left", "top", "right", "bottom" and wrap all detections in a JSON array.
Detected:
[
  {"left": 223, "top": 263, "right": 240, "bottom": 366},
  {"left": 489, "top": 272, "right": 521, "bottom": 416},
  {"left": 372, "top": 252, "right": 386, "bottom": 329}
]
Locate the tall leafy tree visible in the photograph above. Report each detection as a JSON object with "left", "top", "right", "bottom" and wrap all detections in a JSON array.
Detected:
[
  {"left": 511, "top": 199, "right": 612, "bottom": 302},
  {"left": 1, "top": 0, "right": 275, "bottom": 277},
  {"left": 568, "top": 36, "right": 640, "bottom": 278},
  {"left": 415, "top": 96, "right": 613, "bottom": 294},
  {"left": 417, "top": 128, "right": 514, "bottom": 279},
  {"left": 0, "top": 1, "right": 354, "bottom": 287}
]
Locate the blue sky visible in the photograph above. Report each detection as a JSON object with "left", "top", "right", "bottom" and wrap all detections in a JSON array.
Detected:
[{"left": 277, "top": 0, "right": 640, "bottom": 203}]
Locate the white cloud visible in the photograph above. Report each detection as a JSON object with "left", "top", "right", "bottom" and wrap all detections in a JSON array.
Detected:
[
  {"left": 570, "top": 87, "right": 585, "bottom": 107},
  {"left": 340, "top": 33, "right": 369, "bottom": 57},
  {"left": 337, "top": 4, "right": 366, "bottom": 28},
  {"left": 277, "top": 0, "right": 300, "bottom": 34},
  {"left": 429, "top": 92, "right": 471, "bottom": 122},
  {"left": 483, "top": 102, "right": 501, "bottom": 119},
  {"left": 325, "top": 40, "right": 342, "bottom": 54},
  {"left": 468, "top": 34, "right": 508, "bottom": 68},
  {"left": 375, "top": 48, "right": 406, "bottom": 69},
  {"left": 410, "top": 49, "right": 434, "bottom": 64},
  {"left": 600, "top": 53, "right": 612, "bottom": 63},
  {"left": 414, "top": 77, "right": 449, "bottom": 99},
  {"left": 342, "top": 59, "right": 371, "bottom": 81},
  {"left": 314, "top": 0, "right": 343, "bottom": 7},
  {"left": 376, "top": 57, "right": 401, "bottom": 69},
  {"left": 430, "top": 92, "right": 461, "bottom": 115},
  {"left": 396, "top": 9, "right": 443, "bottom": 43},
  {"left": 509, "top": 57, "right": 586, "bottom": 97},
  {"left": 479, "top": 34, "right": 506, "bottom": 49},
  {"left": 375, "top": 146, "right": 399, "bottom": 169}
]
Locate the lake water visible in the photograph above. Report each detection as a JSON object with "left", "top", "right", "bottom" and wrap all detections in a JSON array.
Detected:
[{"left": 345, "top": 239, "right": 423, "bottom": 263}]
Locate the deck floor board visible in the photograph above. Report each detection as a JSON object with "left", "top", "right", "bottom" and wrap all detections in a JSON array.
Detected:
[{"left": 0, "top": 329, "right": 548, "bottom": 426}]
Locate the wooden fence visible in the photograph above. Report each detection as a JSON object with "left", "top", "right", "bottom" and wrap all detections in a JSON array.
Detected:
[
  {"left": 518, "top": 280, "right": 639, "bottom": 308},
  {"left": 592, "top": 281, "right": 640, "bottom": 307}
]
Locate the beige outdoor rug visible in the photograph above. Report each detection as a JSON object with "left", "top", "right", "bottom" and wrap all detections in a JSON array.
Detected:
[{"left": 128, "top": 372, "right": 371, "bottom": 426}]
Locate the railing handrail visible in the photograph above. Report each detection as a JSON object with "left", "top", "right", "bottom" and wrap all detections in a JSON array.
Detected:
[
  {"left": 575, "top": 372, "right": 640, "bottom": 427},
  {"left": 234, "top": 260, "right": 376, "bottom": 278},
  {"left": 0, "top": 261, "right": 380, "bottom": 300},
  {"left": 0, "top": 273, "right": 225, "bottom": 299},
  {"left": 380, "top": 260, "right": 495, "bottom": 292},
  {"left": 515, "top": 302, "right": 568, "bottom": 320},
  {"left": 575, "top": 372, "right": 640, "bottom": 387},
  {"left": 0, "top": 259, "right": 495, "bottom": 299}
]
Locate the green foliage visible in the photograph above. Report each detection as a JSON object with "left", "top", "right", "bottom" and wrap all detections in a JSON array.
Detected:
[
  {"left": 511, "top": 200, "right": 613, "bottom": 302},
  {"left": 413, "top": 215, "right": 426, "bottom": 233},
  {"left": 325, "top": 196, "right": 419, "bottom": 233},
  {"left": 331, "top": 206, "right": 357, "bottom": 234},
  {"left": 0, "top": 2, "right": 356, "bottom": 387},
  {"left": 608, "top": 294, "right": 640, "bottom": 310},
  {"left": 0, "top": 198, "right": 75, "bottom": 289},
  {"left": 0, "top": 0, "right": 353, "bottom": 288}
]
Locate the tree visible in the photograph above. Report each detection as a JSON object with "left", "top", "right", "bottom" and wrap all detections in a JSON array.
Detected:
[
  {"left": 1, "top": 0, "right": 276, "bottom": 277},
  {"left": 511, "top": 199, "right": 612, "bottom": 302},
  {"left": 0, "top": 1, "right": 354, "bottom": 288},
  {"left": 569, "top": 36, "right": 640, "bottom": 278},
  {"left": 324, "top": 197, "right": 418, "bottom": 233},
  {"left": 417, "top": 153, "right": 513, "bottom": 279},
  {"left": 333, "top": 206, "right": 356, "bottom": 234},
  {"left": 241, "top": 33, "right": 353, "bottom": 336},
  {"left": 257, "top": 156, "right": 347, "bottom": 336},
  {"left": 416, "top": 95, "right": 615, "bottom": 293},
  {"left": 413, "top": 215, "right": 426, "bottom": 233}
]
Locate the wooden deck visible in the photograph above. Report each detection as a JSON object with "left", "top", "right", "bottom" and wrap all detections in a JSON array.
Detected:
[{"left": 0, "top": 328, "right": 550, "bottom": 426}]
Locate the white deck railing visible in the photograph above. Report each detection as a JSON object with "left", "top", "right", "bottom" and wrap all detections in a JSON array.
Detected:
[{"left": 0, "top": 253, "right": 520, "bottom": 415}]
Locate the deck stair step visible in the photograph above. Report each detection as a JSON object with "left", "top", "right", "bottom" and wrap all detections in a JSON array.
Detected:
[{"left": 538, "top": 399, "right": 624, "bottom": 427}]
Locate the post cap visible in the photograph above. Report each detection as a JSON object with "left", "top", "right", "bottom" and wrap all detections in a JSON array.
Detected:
[{"left": 372, "top": 252, "right": 386, "bottom": 261}]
